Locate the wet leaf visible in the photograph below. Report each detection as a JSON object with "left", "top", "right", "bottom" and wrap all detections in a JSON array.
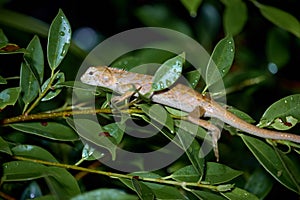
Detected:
[
  {"left": 47, "top": 9, "right": 71, "bottom": 70},
  {"left": 0, "top": 87, "right": 20, "bottom": 110},
  {"left": 152, "top": 52, "right": 184, "bottom": 91},
  {"left": 184, "top": 69, "right": 201, "bottom": 89},
  {"left": 205, "top": 36, "right": 234, "bottom": 89},
  {"left": 270, "top": 116, "right": 298, "bottom": 131},
  {"left": 9, "top": 122, "right": 78, "bottom": 141},
  {"left": 259, "top": 94, "right": 300, "bottom": 128}
]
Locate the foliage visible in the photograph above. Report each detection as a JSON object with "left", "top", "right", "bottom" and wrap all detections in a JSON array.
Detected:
[{"left": 0, "top": 1, "right": 300, "bottom": 199}]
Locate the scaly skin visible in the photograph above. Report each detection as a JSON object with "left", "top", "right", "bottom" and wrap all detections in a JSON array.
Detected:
[{"left": 80, "top": 66, "right": 300, "bottom": 159}]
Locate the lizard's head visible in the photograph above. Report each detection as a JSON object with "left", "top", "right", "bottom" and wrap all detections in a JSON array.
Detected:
[{"left": 80, "top": 66, "right": 117, "bottom": 90}]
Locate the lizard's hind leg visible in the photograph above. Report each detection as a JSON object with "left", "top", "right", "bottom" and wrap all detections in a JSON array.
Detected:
[{"left": 187, "top": 107, "right": 221, "bottom": 162}]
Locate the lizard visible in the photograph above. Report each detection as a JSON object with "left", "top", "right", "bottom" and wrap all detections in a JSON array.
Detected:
[{"left": 80, "top": 66, "right": 300, "bottom": 161}]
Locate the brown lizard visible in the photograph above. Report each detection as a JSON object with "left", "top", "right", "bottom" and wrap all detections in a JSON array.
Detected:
[{"left": 80, "top": 66, "right": 300, "bottom": 160}]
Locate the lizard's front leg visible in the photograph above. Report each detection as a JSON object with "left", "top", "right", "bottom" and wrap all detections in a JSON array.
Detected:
[
  {"left": 187, "top": 106, "right": 221, "bottom": 162},
  {"left": 110, "top": 84, "right": 144, "bottom": 107}
]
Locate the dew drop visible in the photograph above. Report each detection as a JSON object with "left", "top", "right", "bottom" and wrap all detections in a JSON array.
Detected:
[
  {"left": 60, "top": 43, "right": 70, "bottom": 56},
  {"left": 165, "top": 79, "right": 172, "bottom": 86},
  {"left": 59, "top": 31, "right": 65, "bottom": 36},
  {"left": 159, "top": 81, "right": 164, "bottom": 88}
]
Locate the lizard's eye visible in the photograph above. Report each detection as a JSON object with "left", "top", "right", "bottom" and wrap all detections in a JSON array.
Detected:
[{"left": 88, "top": 71, "right": 94, "bottom": 75}]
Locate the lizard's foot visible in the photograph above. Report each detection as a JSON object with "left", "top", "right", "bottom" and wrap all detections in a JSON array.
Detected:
[
  {"left": 111, "top": 90, "right": 135, "bottom": 105},
  {"left": 187, "top": 108, "right": 221, "bottom": 162}
]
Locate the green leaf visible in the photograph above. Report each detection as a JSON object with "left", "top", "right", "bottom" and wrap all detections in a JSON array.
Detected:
[
  {"left": 0, "top": 87, "right": 20, "bottom": 109},
  {"left": 0, "top": 29, "right": 8, "bottom": 47},
  {"left": 120, "top": 172, "right": 186, "bottom": 199},
  {"left": 180, "top": 0, "right": 202, "bottom": 17},
  {"left": 184, "top": 69, "right": 201, "bottom": 89},
  {"left": 135, "top": 5, "right": 192, "bottom": 36},
  {"left": 0, "top": 75, "right": 7, "bottom": 84},
  {"left": 44, "top": 167, "right": 81, "bottom": 198},
  {"left": 103, "top": 122, "right": 125, "bottom": 144},
  {"left": 205, "top": 36, "right": 234, "bottom": 89},
  {"left": 266, "top": 28, "right": 291, "bottom": 68},
  {"left": 139, "top": 104, "right": 174, "bottom": 133},
  {"left": 41, "top": 72, "right": 65, "bottom": 101},
  {"left": 221, "top": 187, "right": 259, "bottom": 200},
  {"left": 221, "top": 0, "right": 248, "bottom": 36},
  {"left": 0, "top": 136, "right": 12, "bottom": 155},
  {"left": 244, "top": 167, "right": 273, "bottom": 199},
  {"left": 175, "top": 120, "right": 208, "bottom": 140},
  {"left": 270, "top": 116, "right": 298, "bottom": 131},
  {"left": 175, "top": 127, "right": 205, "bottom": 178},
  {"left": 71, "top": 188, "right": 138, "bottom": 200},
  {"left": 204, "top": 162, "right": 243, "bottom": 184},
  {"left": 81, "top": 143, "right": 104, "bottom": 161},
  {"left": 20, "top": 62, "right": 40, "bottom": 112},
  {"left": 66, "top": 118, "right": 117, "bottom": 160},
  {"left": 132, "top": 178, "right": 155, "bottom": 200},
  {"left": 24, "top": 35, "right": 44, "bottom": 84},
  {"left": 259, "top": 94, "right": 300, "bottom": 128},
  {"left": 192, "top": 190, "right": 226, "bottom": 200},
  {"left": 20, "top": 181, "right": 42, "bottom": 200},
  {"left": 171, "top": 165, "right": 200, "bottom": 182},
  {"left": 47, "top": 9, "right": 71, "bottom": 70},
  {"left": 9, "top": 122, "right": 78, "bottom": 141},
  {"left": 2, "top": 161, "right": 49, "bottom": 181},
  {"left": 227, "top": 106, "right": 256, "bottom": 124},
  {"left": 152, "top": 52, "right": 184, "bottom": 91},
  {"left": 12, "top": 145, "right": 58, "bottom": 162},
  {"left": 241, "top": 134, "right": 300, "bottom": 193},
  {"left": 2, "top": 161, "right": 80, "bottom": 199},
  {"left": 252, "top": 1, "right": 300, "bottom": 38}
]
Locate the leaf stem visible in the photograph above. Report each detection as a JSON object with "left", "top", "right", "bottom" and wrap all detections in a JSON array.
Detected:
[
  {"left": 1, "top": 108, "right": 144, "bottom": 124},
  {"left": 24, "top": 70, "right": 60, "bottom": 115},
  {"left": 13, "top": 156, "right": 228, "bottom": 192}
]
